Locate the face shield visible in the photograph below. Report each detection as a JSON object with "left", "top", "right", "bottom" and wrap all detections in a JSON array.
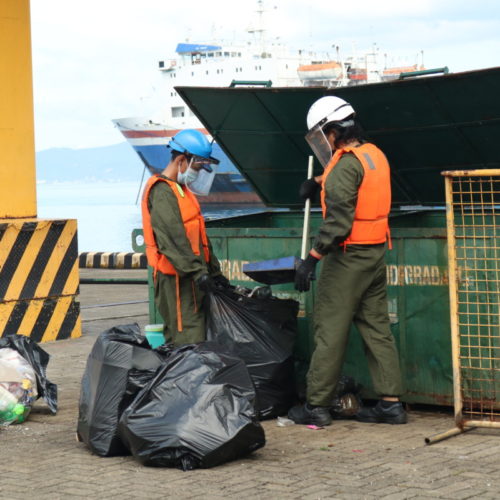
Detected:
[
  {"left": 185, "top": 155, "right": 219, "bottom": 196},
  {"left": 305, "top": 125, "right": 332, "bottom": 168}
]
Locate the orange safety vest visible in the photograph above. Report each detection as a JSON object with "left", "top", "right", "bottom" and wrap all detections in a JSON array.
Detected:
[
  {"left": 320, "top": 143, "right": 391, "bottom": 247},
  {"left": 141, "top": 175, "right": 210, "bottom": 331}
]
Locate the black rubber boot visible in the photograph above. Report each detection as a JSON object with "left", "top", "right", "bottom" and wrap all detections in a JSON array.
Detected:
[
  {"left": 288, "top": 403, "right": 332, "bottom": 427},
  {"left": 356, "top": 401, "right": 407, "bottom": 424}
]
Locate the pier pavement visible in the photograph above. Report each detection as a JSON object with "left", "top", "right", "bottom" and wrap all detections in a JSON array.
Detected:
[{"left": 1, "top": 268, "right": 499, "bottom": 499}]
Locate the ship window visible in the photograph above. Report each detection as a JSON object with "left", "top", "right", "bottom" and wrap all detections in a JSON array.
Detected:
[
  {"left": 208, "top": 52, "right": 214, "bottom": 58},
  {"left": 238, "top": 52, "right": 241, "bottom": 57},
  {"left": 159, "top": 61, "right": 164, "bottom": 68},
  {"left": 286, "top": 64, "right": 288, "bottom": 69},
  {"left": 206, "top": 70, "right": 209, "bottom": 75},
  {"left": 171, "top": 106, "right": 185, "bottom": 118},
  {"left": 191, "top": 71, "right": 194, "bottom": 76},
  {"left": 231, "top": 52, "right": 237, "bottom": 57},
  {"left": 224, "top": 52, "right": 230, "bottom": 57},
  {"left": 216, "top": 52, "right": 222, "bottom": 57}
]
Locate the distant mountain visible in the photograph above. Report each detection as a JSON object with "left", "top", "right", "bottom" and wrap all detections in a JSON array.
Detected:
[{"left": 36, "top": 142, "right": 147, "bottom": 182}]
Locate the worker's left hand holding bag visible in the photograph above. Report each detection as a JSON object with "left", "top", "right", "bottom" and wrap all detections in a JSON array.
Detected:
[
  {"left": 195, "top": 273, "right": 215, "bottom": 293},
  {"left": 196, "top": 273, "right": 230, "bottom": 293}
]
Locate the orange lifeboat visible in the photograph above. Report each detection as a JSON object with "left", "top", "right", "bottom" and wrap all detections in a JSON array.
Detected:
[
  {"left": 297, "top": 61, "right": 342, "bottom": 82},
  {"left": 382, "top": 64, "right": 424, "bottom": 80}
]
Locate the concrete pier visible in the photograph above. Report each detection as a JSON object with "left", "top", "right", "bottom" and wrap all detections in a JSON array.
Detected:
[{"left": 1, "top": 268, "right": 499, "bottom": 499}]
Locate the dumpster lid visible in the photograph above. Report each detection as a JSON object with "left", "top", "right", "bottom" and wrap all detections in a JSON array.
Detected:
[{"left": 177, "top": 67, "right": 500, "bottom": 208}]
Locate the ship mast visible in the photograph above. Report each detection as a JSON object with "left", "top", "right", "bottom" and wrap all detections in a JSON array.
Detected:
[{"left": 247, "top": 0, "right": 267, "bottom": 57}]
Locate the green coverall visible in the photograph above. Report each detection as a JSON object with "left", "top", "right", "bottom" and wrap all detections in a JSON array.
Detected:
[
  {"left": 148, "top": 177, "right": 222, "bottom": 346},
  {"left": 306, "top": 152, "right": 403, "bottom": 407}
]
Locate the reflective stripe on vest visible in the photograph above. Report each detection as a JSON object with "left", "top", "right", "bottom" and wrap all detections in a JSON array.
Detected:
[
  {"left": 320, "top": 143, "right": 391, "bottom": 246},
  {"left": 141, "top": 175, "right": 210, "bottom": 276}
]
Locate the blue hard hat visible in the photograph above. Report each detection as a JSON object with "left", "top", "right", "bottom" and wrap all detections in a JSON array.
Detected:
[{"left": 168, "top": 129, "right": 219, "bottom": 164}]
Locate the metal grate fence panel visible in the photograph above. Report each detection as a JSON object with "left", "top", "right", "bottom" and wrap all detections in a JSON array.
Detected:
[{"left": 446, "top": 170, "right": 500, "bottom": 428}]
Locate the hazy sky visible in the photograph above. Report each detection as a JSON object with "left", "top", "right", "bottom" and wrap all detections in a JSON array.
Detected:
[{"left": 30, "top": 0, "right": 500, "bottom": 151}]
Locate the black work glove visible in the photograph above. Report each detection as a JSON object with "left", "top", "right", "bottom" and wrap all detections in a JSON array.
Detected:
[
  {"left": 195, "top": 273, "right": 214, "bottom": 293},
  {"left": 294, "top": 254, "right": 320, "bottom": 292},
  {"left": 213, "top": 274, "right": 230, "bottom": 289},
  {"left": 299, "top": 178, "right": 320, "bottom": 201}
]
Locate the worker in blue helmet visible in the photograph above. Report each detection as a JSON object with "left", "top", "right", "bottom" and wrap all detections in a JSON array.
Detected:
[{"left": 141, "top": 129, "right": 229, "bottom": 346}]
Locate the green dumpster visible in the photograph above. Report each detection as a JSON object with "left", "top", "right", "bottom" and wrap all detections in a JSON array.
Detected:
[
  {"left": 133, "top": 67, "right": 500, "bottom": 406},
  {"left": 133, "top": 210, "right": 452, "bottom": 404}
]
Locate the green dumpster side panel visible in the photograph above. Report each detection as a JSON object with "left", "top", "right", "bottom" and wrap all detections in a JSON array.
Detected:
[
  {"left": 209, "top": 213, "right": 454, "bottom": 405},
  {"left": 177, "top": 66, "right": 500, "bottom": 208}
]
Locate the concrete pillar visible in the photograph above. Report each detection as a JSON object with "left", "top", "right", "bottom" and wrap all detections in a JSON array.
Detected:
[
  {"left": 0, "top": 0, "right": 37, "bottom": 218},
  {"left": 0, "top": 0, "right": 81, "bottom": 341}
]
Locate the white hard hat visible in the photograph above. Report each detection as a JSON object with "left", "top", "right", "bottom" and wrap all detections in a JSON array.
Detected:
[{"left": 306, "top": 96, "right": 355, "bottom": 130}]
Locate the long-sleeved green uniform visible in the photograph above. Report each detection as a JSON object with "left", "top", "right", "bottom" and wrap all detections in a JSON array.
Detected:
[
  {"left": 306, "top": 151, "right": 403, "bottom": 406},
  {"left": 148, "top": 176, "right": 222, "bottom": 346}
]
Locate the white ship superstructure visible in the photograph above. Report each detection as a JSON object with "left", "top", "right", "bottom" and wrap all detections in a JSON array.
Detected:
[
  {"left": 113, "top": 0, "right": 424, "bottom": 206},
  {"left": 156, "top": 41, "right": 335, "bottom": 130}
]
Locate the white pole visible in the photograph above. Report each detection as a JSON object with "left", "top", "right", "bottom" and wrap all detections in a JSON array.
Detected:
[{"left": 301, "top": 156, "right": 314, "bottom": 260}]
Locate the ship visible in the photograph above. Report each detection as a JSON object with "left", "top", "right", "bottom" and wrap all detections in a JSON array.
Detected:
[{"left": 113, "top": 1, "right": 424, "bottom": 207}]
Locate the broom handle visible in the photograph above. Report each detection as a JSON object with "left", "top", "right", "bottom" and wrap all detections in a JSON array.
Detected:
[{"left": 301, "top": 156, "right": 314, "bottom": 260}]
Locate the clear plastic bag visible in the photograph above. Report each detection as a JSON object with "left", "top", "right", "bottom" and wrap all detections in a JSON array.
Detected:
[
  {"left": 0, "top": 334, "right": 57, "bottom": 414},
  {"left": 0, "top": 348, "right": 38, "bottom": 425},
  {"left": 329, "top": 375, "right": 363, "bottom": 418}
]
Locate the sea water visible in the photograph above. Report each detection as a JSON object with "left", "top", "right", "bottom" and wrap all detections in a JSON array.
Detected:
[{"left": 36, "top": 181, "right": 264, "bottom": 253}]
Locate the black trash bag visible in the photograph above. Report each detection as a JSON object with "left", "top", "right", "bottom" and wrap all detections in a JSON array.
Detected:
[
  {"left": 0, "top": 333, "right": 57, "bottom": 413},
  {"left": 118, "top": 342, "right": 266, "bottom": 470},
  {"left": 329, "top": 375, "right": 363, "bottom": 418},
  {"left": 206, "top": 286, "right": 299, "bottom": 419},
  {"left": 77, "top": 323, "right": 165, "bottom": 457}
]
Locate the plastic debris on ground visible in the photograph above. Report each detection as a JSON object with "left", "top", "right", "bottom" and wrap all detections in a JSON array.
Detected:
[
  {"left": 118, "top": 342, "right": 266, "bottom": 470},
  {"left": 77, "top": 324, "right": 165, "bottom": 457},
  {"left": 0, "top": 334, "right": 58, "bottom": 424},
  {"left": 276, "top": 416, "right": 295, "bottom": 427},
  {"left": 206, "top": 284, "right": 299, "bottom": 419}
]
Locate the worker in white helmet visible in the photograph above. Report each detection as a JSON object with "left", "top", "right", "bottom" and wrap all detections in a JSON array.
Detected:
[{"left": 288, "top": 96, "right": 406, "bottom": 427}]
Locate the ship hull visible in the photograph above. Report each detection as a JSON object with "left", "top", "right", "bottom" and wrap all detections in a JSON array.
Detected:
[{"left": 113, "top": 119, "right": 263, "bottom": 207}]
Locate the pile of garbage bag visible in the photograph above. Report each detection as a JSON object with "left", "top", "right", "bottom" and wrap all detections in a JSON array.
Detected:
[
  {"left": 206, "top": 285, "right": 299, "bottom": 419},
  {"left": 78, "top": 324, "right": 265, "bottom": 469},
  {"left": 77, "top": 324, "right": 165, "bottom": 456},
  {"left": 119, "top": 343, "right": 265, "bottom": 470},
  {"left": 0, "top": 334, "right": 58, "bottom": 425}
]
